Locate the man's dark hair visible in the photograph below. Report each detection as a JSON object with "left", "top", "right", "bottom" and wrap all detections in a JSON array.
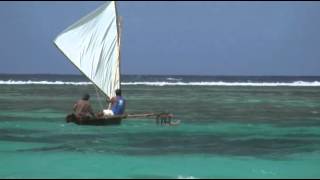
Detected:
[
  {"left": 115, "top": 89, "right": 121, "bottom": 96},
  {"left": 82, "top": 93, "right": 90, "bottom": 100}
]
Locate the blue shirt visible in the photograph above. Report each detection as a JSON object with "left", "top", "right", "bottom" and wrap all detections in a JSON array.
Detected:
[{"left": 111, "top": 96, "right": 126, "bottom": 115}]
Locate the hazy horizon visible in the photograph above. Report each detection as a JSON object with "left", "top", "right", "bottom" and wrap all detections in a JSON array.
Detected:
[{"left": 1, "top": 73, "right": 320, "bottom": 77}]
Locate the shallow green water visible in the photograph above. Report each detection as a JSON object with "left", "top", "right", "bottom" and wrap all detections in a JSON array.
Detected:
[{"left": 0, "top": 85, "right": 320, "bottom": 178}]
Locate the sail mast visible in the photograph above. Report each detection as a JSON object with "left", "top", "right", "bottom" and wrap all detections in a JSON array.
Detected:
[{"left": 114, "top": 1, "right": 122, "bottom": 90}]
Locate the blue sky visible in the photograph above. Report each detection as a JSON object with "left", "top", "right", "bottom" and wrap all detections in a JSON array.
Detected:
[{"left": 0, "top": 1, "right": 320, "bottom": 76}]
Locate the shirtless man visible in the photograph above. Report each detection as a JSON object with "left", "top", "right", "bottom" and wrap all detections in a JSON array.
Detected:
[{"left": 73, "top": 93, "right": 95, "bottom": 120}]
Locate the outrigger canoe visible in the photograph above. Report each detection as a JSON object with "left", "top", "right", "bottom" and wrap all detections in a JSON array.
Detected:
[
  {"left": 66, "top": 113, "right": 127, "bottom": 126},
  {"left": 65, "top": 112, "right": 179, "bottom": 126}
]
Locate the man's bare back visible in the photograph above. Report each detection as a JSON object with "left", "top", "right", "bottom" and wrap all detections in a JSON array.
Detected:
[{"left": 73, "top": 99, "right": 94, "bottom": 117}]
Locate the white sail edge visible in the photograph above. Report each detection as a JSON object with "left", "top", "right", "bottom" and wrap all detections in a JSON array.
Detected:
[{"left": 54, "top": 1, "right": 120, "bottom": 98}]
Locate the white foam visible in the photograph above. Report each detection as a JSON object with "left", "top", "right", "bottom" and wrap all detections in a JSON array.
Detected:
[
  {"left": 122, "top": 81, "right": 320, "bottom": 87},
  {"left": 177, "top": 175, "right": 197, "bottom": 179},
  {"left": 167, "top": 77, "right": 183, "bottom": 81},
  {"left": 0, "top": 80, "right": 320, "bottom": 87},
  {"left": 0, "top": 80, "right": 91, "bottom": 85}
]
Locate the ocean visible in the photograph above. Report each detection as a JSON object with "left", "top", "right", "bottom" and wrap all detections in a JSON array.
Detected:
[{"left": 0, "top": 74, "right": 319, "bottom": 178}]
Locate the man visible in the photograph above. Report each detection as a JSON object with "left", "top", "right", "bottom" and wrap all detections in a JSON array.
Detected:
[
  {"left": 103, "top": 89, "right": 126, "bottom": 117},
  {"left": 73, "top": 93, "right": 95, "bottom": 120}
]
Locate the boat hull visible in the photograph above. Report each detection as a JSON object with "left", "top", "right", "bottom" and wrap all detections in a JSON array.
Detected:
[{"left": 66, "top": 113, "right": 123, "bottom": 126}]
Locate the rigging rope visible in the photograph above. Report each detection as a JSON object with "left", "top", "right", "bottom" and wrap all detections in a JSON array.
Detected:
[{"left": 93, "top": 85, "right": 105, "bottom": 110}]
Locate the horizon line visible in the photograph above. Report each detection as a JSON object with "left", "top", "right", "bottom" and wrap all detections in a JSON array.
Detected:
[{"left": 0, "top": 73, "right": 320, "bottom": 77}]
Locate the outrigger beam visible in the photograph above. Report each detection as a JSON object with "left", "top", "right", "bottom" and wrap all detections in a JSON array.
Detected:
[{"left": 123, "top": 112, "right": 173, "bottom": 119}]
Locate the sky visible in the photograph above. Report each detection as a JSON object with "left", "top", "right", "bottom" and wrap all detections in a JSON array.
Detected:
[{"left": 0, "top": 1, "right": 320, "bottom": 76}]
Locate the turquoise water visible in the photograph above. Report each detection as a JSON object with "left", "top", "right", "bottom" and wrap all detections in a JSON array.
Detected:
[{"left": 0, "top": 83, "right": 320, "bottom": 178}]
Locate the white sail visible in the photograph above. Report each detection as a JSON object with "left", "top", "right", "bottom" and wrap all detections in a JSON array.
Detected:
[{"left": 54, "top": 1, "right": 120, "bottom": 98}]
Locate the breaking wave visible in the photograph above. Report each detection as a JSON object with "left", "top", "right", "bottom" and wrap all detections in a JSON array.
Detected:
[
  {"left": 1, "top": 80, "right": 320, "bottom": 86},
  {"left": 167, "top": 77, "right": 183, "bottom": 81},
  {"left": 122, "top": 81, "right": 320, "bottom": 86},
  {"left": 0, "top": 80, "right": 91, "bottom": 85}
]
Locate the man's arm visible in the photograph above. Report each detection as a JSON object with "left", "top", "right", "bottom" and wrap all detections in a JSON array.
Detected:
[
  {"left": 106, "top": 96, "right": 111, "bottom": 109},
  {"left": 110, "top": 97, "right": 117, "bottom": 109},
  {"left": 88, "top": 105, "right": 95, "bottom": 117},
  {"left": 111, "top": 97, "right": 116, "bottom": 104},
  {"left": 106, "top": 97, "right": 116, "bottom": 110},
  {"left": 73, "top": 102, "right": 78, "bottom": 112},
  {"left": 106, "top": 96, "right": 111, "bottom": 103}
]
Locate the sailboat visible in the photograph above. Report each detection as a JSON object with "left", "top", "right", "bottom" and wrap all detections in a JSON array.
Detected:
[
  {"left": 54, "top": 1, "right": 126, "bottom": 125},
  {"left": 54, "top": 1, "right": 179, "bottom": 126}
]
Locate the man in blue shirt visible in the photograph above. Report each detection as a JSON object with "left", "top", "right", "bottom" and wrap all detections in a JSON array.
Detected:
[{"left": 103, "top": 89, "right": 126, "bottom": 117}]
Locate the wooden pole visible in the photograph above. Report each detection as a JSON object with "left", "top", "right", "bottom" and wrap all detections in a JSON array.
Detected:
[
  {"left": 126, "top": 113, "right": 158, "bottom": 118},
  {"left": 114, "top": 1, "right": 122, "bottom": 91}
]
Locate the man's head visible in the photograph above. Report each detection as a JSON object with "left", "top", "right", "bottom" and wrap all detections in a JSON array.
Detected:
[
  {"left": 115, "top": 89, "right": 121, "bottom": 96},
  {"left": 82, "top": 93, "right": 90, "bottom": 100}
]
